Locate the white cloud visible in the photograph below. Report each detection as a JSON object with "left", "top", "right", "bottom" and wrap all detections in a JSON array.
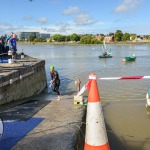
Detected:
[
  {"left": 74, "top": 13, "right": 100, "bottom": 26},
  {"left": 114, "top": 0, "right": 142, "bottom": 13},
  {"left": 57, "top": 23, "right": 70, "bottom": 33},
  {"left": 35, "top": 23, "right": 150, "bottom": 35},
  {"left": 63, "top": 6, "right": 81, "bottom": 15},
  {"left": 63, "top": 6, "right": 103, "bottom": 26},
  {"left": 0, "top": 23, "right": 22, "bottom": 35},
  {"left": 41, "top": 27, "right": 57, "bottom": 33},
  {"left": 1, "top": 19, "right": 149, "bottom": 36},
  {"left": 41, "top": 23, "right": 70, "bottom": 34},
  {"left": 37, "top": 17, "right": 48, "bottom": 24},
  {"left": 23, "top": 16, "right": 33, "bottom": 20}
]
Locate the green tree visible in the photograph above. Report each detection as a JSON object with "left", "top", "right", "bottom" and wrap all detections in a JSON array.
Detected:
[
  {"left": 91, "top": 39, "right": 102, "bottom": 44},
  {"left": 28, "top": 34, "right": 36, "bottom": 42},
  {"left": 42, "top": 39, "right": 47, "bottom": 42},
  {"left": 131, "top": 34, "right": 136, "bottom": 40},
  {"left": 70, "top": 33, "right": 80, "bottom": 42},
  {"left": 114, "top": 30, "right": 123, "bottom": 41},
  {"left": 80, "top": 35, "right": 93, "bottom": 44},
  {"left": 100, "top": 36, "right": 104, "bottom": 41},
  {"left": 49, "top": 38, "right": 53, "bottom": 42},
  {"left": 52, "top": 34, "right": 65, "bottom": 42},
  {"left": 137, "top": 35, "right": 140, "bottom": 38},
  {"left": 34, "top": 38, "right": 42, "bottom": 42},
  {"left": 122, "top": 33, "right": 130, "bottom": 41},
  {"left": 65, "top": 36, "right": 70, "bottom": 42},
  {"left": 147, "top": 35, "right": 150, "bottom": 40}
]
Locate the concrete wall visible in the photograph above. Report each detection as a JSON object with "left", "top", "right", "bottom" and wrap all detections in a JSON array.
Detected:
[{"left": 0, "top": 59, "right": 47, "bottom": 105}]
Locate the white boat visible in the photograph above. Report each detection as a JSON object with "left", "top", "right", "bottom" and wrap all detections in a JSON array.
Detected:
[{"left": 146, "top": 88, "right": 150, "bottom": 107}]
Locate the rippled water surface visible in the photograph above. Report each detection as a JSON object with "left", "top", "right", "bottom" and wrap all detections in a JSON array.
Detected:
[
  {"left": 18, "top": 44, "right": 150, "bottom": 100},
  {"left": 18, "top": 44, "right": 150, "bottom": 149}
]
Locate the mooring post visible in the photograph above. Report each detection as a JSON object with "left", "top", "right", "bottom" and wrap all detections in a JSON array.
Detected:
[{"left": 77, "top": 78, "right": 81, "bottom": 92}]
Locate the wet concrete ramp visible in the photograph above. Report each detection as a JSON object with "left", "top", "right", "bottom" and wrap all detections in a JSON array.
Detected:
[{"left": 0, "top": 99, "right": 51, "bottom": 121}]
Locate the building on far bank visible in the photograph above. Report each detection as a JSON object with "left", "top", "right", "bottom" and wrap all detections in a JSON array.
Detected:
[
  {"left": 18, "top": 32, "right": 51, "bottom": 41},
  {"left": 104, "top": 35, "right": 114, "bottom": 42},
  {"left": 95, "top": 34, "right": 114, "bottom": 42},
  {"left": 18, "top": 32, "right": 39, "bottom": 41},
  {"left": 39, "top": 33, "right": 51, "bottom": 39},
  {"left": 96, "top": 34, "right": 104, "bottom": 41}
]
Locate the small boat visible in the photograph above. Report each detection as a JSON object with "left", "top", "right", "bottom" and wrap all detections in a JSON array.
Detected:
[
  {"left": 99, "top": 55, "right": 112, "bottom": 58},
  {"left": 124, "top": 56, "right": 136, "bottom": 61},
  {"left": 99, "top": 40, "right": 112, "bottom": 58},
  {"left": 125, "top": 56, "right": 136, "bottom": 61},
  {"left": 146, "top": 87, "right": 150, "bottom": 107}
]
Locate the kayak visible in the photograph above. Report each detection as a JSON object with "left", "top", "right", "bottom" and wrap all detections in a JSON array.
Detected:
[{"left": 99, "top": 55, "right": 112, "bottom": 58}]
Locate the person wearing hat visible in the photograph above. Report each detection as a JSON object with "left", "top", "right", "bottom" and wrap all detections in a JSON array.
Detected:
[{"left": 50, "top": 66, "right": 61, "bottom": 100}]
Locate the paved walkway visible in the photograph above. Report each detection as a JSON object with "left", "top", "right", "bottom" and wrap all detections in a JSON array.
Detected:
[{"left": 3, "top": 94, "right": 86, "bottom": 150}]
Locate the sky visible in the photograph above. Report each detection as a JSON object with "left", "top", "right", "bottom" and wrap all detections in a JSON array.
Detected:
[{"left": 0, "top": 0, "right": 150, "bottom": 35}]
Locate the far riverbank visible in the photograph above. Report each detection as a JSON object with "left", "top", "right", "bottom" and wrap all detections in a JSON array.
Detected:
[{"left": 17, "top": 41, "right": 150, "bottom": 46}]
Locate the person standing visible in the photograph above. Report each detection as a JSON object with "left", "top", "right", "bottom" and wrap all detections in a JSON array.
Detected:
[
  {"left": 9, "top": 33, "right": 17, "bottom": 62},
  {"left": 50, "top": 66, "right": 61, "bottom": 100}
]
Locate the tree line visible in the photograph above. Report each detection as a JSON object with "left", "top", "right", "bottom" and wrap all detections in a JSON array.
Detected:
[
  {"left": 27, "top": 34, "right": 47, "bottom": 43},
  {"left": 50, "top": 33, "right": 102, "bottom": 44},
  {"left": 26, "top": 30, "right": 150, "bottom": 44}
]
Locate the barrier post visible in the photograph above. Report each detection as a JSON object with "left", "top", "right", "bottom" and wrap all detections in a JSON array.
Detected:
[{"left": 84, "top": 73, "right": 110, "bottom": 150}]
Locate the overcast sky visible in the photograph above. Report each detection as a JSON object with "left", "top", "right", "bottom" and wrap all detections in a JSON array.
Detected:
[{"left": 0, "top": 0, "right": 149, "bottom": 35}]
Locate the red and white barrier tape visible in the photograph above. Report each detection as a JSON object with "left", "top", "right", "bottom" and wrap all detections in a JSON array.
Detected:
[
  {"left": 77, "top": 80, "right": 91, "bottom": 96},
  {"left": 98, "top": 76, "right": 150, "bottom": 80},
  {"left": 77, "top": 75, "right": 150, "bottom": 96}
]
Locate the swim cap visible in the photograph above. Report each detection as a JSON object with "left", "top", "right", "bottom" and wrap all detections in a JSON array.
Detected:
[{"left": 50, "top": 66, "right": 54, "bottom": 70}]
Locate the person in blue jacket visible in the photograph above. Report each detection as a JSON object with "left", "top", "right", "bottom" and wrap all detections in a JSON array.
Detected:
[{"left": 9, "top": 33, "right": 17, "bottom": 62}]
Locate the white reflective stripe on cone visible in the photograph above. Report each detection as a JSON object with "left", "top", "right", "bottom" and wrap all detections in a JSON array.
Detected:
[{"left": 85, "top": 102, "right": 108, "bottom": 146}]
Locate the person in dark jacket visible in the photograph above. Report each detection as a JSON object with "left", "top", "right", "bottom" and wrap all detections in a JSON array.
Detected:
[{"left": 50, "top": 66, "right": 61, "bottom": 100}]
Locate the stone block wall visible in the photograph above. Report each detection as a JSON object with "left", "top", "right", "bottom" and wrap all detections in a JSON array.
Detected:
[{"left": 0, "top": 59, "right": 47, "bottom": 105}]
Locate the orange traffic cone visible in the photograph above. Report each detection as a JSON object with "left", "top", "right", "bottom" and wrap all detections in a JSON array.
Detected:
[{"left": 84, "top": 73, "right": 110, "bottom": 150}]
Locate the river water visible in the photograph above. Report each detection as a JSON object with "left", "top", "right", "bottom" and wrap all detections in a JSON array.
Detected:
[{"left": 18, "top": 44, "right": 150, "bottom": 150}]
